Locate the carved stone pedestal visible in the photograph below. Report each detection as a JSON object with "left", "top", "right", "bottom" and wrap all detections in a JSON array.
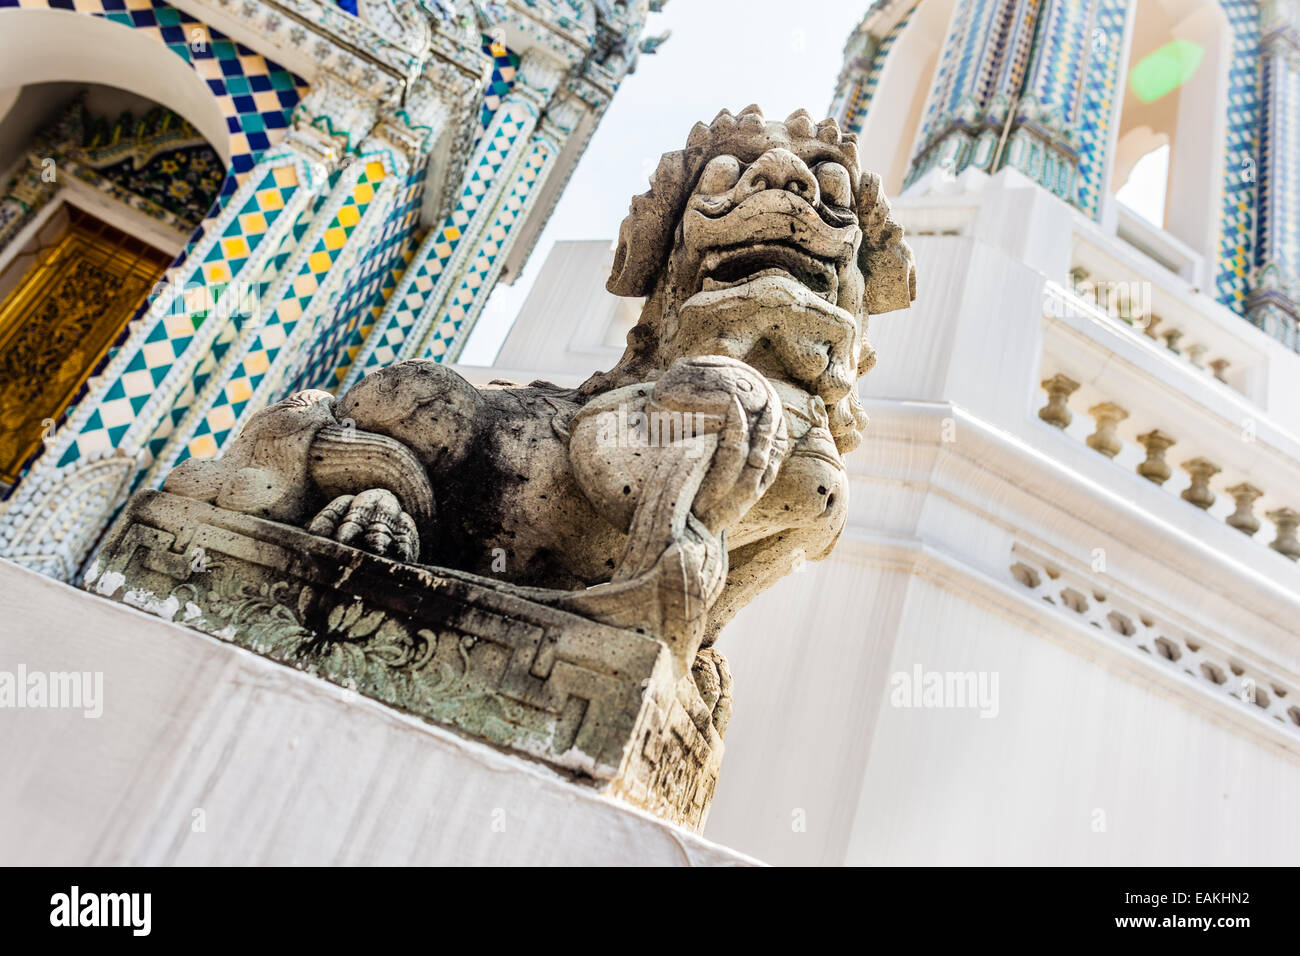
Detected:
[{"left": 85, "top": 491, "right": 723, "bottom": 831}]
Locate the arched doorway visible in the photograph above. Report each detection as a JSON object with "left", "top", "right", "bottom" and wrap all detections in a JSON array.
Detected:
[
  {"left": 0, "top": 80, "right": 228, "bottom": 490},
  {"left": 0, "top": 3, "right": 306, "bottom": 498}
]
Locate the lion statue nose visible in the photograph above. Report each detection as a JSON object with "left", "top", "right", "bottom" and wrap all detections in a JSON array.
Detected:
[{"left": 735, "top": 147, "right": 820, "bottom": 204}]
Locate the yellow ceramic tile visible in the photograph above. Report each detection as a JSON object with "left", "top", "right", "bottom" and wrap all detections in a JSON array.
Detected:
[
  {"left": 275, "top": 299, "right": 303, "bottom": 323},
  {"left": 226, "top": 379, "right": 253, "bottom": 404},
  {"left": 188, "top": 434, "right": 219, "bottom": 460},
  {"left": 308, "top": 250, "right": 333, "bottom": 274},
  {"left": 293, "top": 273, "right": 320, "bottom": 298},
  {"left": 244, "top": 351, "right": 270, "bottom": 375},
  {"left": 352, "top": 183, "right": 375, "bottom": 205},
  {"left": 204, "top": 262, "right": 232, "bottom": 283},
  {"left": 239, "top": 212, "right": 268, "bottom": 235},
  {"left": 336, "top": 205, "right": 360, "bottom": 228},
  {"left": 207, "top": 405, "right": 237, "bottom": 432},
  {"left": 257, "top": 189, "right": 284, "bottom": 211},
  {"left": 365, "top": 161, "right": 387, "bottom": 182},
  {"left": 323, "top": 227, "right": 347, "bottom": 250},
  {"left": 222, "top": 237, "right": 249, "bottom": 259},
  {"left": 273, "top": 165, "right": 299, "bottom": 189}
]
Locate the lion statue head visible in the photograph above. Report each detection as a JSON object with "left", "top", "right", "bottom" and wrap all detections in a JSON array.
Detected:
[{"left": 582, "top": 104, "right": 916, "bottom": 453}]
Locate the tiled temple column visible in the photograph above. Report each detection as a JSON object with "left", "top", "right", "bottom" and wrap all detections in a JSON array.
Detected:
[
  {"left": 1211, "top": 0, "right": 1264, "bottom": 317},
  {"left": 336, "top": 0, "right": 656, "bottom": 385},
  {"left": 0, "top": 137, "right": 329, "bottom": 579},
  {"left": 399, "top": 49, "right": 568, "bottom": 364},
  {"left": 337, "top": 48, "right": 568, "bottom": 385},
  {"left": 996, "top": 0, "right": 1123, "bottom": 206},
  {"left": 900, "top": 0, "right": 1124, "bottom": 205},
  {"left": 903, "top": 0, "right": 1032, "bottom": 185},
  {"left": 1247, "top": 0, "right": 1300, "bottom": 346},
  {"left": 407, "top": 57, "right": 577, "bottom": 363},
  {"left": 829, "top": 3, "right": 888, "bottom": 134},
  {"left": 1067, "top": 0, "right": 1134, "bottom": 218},
  {"left": 139, "top": 75, "right": 463, "bottom": 486}
]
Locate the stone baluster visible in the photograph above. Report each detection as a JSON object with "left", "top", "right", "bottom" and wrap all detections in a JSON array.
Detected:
[
  {"left": 1135, "top": 430, "right": 1176, "bottom": 484},
  {"left": 1086, "top": 402, "right": 1128, "bottom": 458},
  {"left": 1116, "top": 297, "right": 1133, "bottom": 325},
  {"left": 1162, "top": 328, "right": 1183, "bottom": 354},
  {"left": 1225, "top": 483, "right": 1263, "bottom": 535},
  {"left": 1144, "top": 314, "right": 1161, "bottom": 340},
  {"left": 1069, "top": 267, "right": 1089, "bottom": 296},
  {"left": 1186, "top": 344, "right": 1207, "bottom": 369},
  {"left": 1038, "top": 374, "right": 1080, "bottom": 428},
  {"left": 1267, "top": 508, "right": 1300, "bottom": 560},
  {"left": 1180, "top": 458, "right": 1221, "bottom": 509},
  {"left": 1209, "top": 359, "right": 1231, "bottom": 383}
]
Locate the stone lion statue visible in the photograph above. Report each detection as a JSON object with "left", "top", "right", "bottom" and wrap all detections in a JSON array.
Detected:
[{"left": 163, "top": 105, "right": 916, "bottom": 730}]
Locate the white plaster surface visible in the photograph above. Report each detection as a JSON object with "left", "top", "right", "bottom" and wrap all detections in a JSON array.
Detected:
[
  {"left": 0, "top": 560, "right": 759, "bottom": 867},
  {"left": 483, "top": 180, "right": 1300, "bottom": 866},
  {"left": 0, "top": 9, "right": 233, "bottom": 166}
]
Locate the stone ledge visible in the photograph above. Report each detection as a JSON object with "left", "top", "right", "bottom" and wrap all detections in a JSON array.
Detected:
[
  {"left": 0, "top": 556, "right": 758, "bottom": 865},
  {"left": 86, "top": 491, "right": 723, "bottom": 831}
]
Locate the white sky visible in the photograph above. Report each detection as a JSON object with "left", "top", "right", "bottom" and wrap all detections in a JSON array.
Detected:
[
  {"left": 459, "top": 0, "right": 866, "bottom": 365},
  {"left": 1114, "top": 143, "right": 1171, "bottom": 228}
]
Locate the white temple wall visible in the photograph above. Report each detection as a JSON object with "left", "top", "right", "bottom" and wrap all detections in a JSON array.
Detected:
[
  {"left": 0, "top": 560, "right": 756, "bottom": 867},
  {"left": 487, "top": 174, "right": 1300, "bottom": 865},
  {"left": 709, "top": 547, "right": 1300, "bottom": 866}
]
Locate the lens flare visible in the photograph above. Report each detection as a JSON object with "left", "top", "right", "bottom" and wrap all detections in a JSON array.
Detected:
[{"left": 1129, "top": 39, "right": 1204, "bottom": 103}]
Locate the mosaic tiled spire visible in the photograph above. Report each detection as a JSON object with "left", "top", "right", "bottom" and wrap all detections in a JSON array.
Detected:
[
  {"left": 895, "top": 0, "right": 1091, "bottom": 202},
  {"left": 335, "top": 47, "right": 567, "bottom": 384},
  {"left": 837, "top": 0, "right": 1295, "bottom": 337},
  {"left": 0, "top": 0, "right": 316, "bottom": 581},
  {"left": 1247, "top": 0, "right": 1300, "bottom": 346}
]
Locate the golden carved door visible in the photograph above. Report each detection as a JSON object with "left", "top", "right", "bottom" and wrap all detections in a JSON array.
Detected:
[{"left": 0, "top": 206, "right": 171, "bottom": 486}]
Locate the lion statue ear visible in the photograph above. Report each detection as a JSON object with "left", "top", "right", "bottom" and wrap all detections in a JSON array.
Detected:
[
  {"left": 854, "top": 170, "right": 918, "bottom": 315},
  {"left": 607, "top": 146, "right": 693, "bottom": 297},
  {"left": 863, "top": 236, "right": 918, "bottom": 314}
]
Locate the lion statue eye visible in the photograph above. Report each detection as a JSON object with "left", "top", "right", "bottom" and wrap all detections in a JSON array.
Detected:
[
  {"left": 814, "top": 162, "right": 853, "bottom": 209},
  {"left": 696, "top": 155, "right": 741, "bottom": 196}
]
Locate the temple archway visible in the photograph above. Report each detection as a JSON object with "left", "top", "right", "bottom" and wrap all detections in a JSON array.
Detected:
[
  {"left": 0, "top": 82, "right": 228, "bottom": 490},
  {"left": 0, "top": 8, "right": 233, "bottom": 167}
]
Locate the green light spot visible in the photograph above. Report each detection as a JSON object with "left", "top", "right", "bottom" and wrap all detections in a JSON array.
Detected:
[{"left": 1129, "top": 39, "right": 1204, "bottom": 104}]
